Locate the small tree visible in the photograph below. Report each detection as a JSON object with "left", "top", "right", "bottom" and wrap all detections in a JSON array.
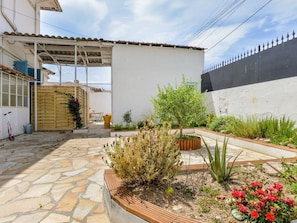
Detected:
[{"left": 152, "top": 75, "right": 207, "bottom": 138}]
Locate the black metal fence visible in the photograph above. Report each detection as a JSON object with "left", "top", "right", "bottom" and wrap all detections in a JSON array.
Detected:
[{"left": 201, "top": 31, "right": 297, "bottom": 92}]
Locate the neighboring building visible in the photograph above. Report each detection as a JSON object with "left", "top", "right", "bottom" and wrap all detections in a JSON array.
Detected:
[
  {"left": 0, "top": 0, "right": 205, "bottom": 139},
  {"left": 0, "top": 0, "right": 62, "bottom": 139}
]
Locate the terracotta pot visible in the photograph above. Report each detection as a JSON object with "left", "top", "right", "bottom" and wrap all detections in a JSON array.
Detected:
[{"left": 176, "top": 136, "right": 201, "bottom": 150}]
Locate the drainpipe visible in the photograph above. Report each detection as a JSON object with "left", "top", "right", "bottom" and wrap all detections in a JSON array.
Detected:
[{"left": 0, "top": 0, "right": 17, "bottom": 32}]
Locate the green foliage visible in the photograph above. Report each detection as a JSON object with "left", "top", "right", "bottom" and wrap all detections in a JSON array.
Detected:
[
  {"left": 200, "top": 186, "right": 220, "bottom": 197},
  {"left": 113, "top": 124, "right": 124, "bottom": 131},
  {"left": 258, "top": 116, "right": 279, "bottom": 138},
  {"left": 122, "top": 110, "right": 132, "bottom": 127},
  {"left": 206, "top": 112, "right": 215, "bottom": 128},
  {"left": 208, "top": 116, "right": 236, "bottom": 133},
  {"left": 165, "top": 186, "right": 174, "bottom": 196},
  {"left": 201, "top": 137, "right": 241, "bottom": 183},
  {"left": 55, "top": 90, "right": 83, "bottom": 129},
  {"left": 152, "top": 75, "right": 207, "bottom": 138},
  {"left": 208, "top": 115, "right": 297, "bottom": 147},
  {"left": 270, "top": 116, "right": 297, "bottom": 145},
  {"left": 226, "top": 116, "right": 261, "bottom": 139},
  {"left": 281, "top": 161, "right": 297, "bottom": 196},
  {"left": 105, "top": 124, "right": 183, "bottom": 185}
]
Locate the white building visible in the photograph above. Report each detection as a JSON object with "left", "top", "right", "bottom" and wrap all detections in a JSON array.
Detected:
[
  {"left": 0, "top": 0, "right": 62, "bottom": 140},
  {"left": 0, "top": 0, "right": 205, "bottom": 139}
]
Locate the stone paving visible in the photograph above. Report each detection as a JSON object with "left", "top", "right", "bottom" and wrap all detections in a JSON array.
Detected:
[
  {"left": 0, "top": 124, "right": 113, "bottom": 223},
  {"left": 0, "top": 124, "right": 283, "bottom": 223}
]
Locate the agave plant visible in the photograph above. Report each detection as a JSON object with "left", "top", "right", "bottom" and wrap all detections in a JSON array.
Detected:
[{"left": 201, "top": 137, "right": 242, "bottom": 183}]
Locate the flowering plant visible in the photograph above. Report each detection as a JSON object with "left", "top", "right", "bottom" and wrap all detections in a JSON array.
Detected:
[
  {"left": 68, "top": 96, "right": 82, "bottom": 129},
  {"left": 232, "top": 181, "right": 295, "bottom": 222}
]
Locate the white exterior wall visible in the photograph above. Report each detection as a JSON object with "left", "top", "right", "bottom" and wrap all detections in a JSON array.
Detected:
[
  {"left": 205, "top": 76, "right": 297, "bottom": 124},
  {"left": 1, "top": 107, "right": 30, "bottom": 139},
  {"left": 89, "top": 91, "right": 111, "bottom": 115},
  {"left": 0, "top": 0, "right": 38, "bottom": 34},
  {"left": 0, "top": 0, "right": 41, "bottom": 139},
  {"left": 111, "top": 44, "right": 204, "bottom": 124}
]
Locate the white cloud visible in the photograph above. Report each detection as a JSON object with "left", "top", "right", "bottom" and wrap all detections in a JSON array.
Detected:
[{"left": 40, "top": 0, "right": 297, "bottom": 80}]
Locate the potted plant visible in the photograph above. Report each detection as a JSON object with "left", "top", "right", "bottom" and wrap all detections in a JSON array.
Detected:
[{"left": 152, "top": 75, "right": 207, "bottom": 150}]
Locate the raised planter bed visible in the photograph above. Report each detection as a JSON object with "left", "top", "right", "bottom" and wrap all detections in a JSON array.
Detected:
[
  {"left": 104, "top": 169, "right": 202, "bottom": 223},
  {"left": 104, "top": 128, "right": 297, "bottom": 223},
  {"left": 195, "top": 128, "right": 297, "bottom": 159}
]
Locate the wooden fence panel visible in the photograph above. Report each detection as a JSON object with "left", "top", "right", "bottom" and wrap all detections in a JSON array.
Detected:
[{"left": 31, "top": 86, "right": 88, "bottom": 131}]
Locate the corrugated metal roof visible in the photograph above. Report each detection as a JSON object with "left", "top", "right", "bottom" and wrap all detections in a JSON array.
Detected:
[{"left": 2, "top": 32, "right": 204, "bottom": 67}]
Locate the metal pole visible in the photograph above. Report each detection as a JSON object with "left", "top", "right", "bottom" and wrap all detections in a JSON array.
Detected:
[
  {"left": 74, "top": 45, "right": 77, "bottom": 98},
  {"left": 59, "top": 65, "right": 62, "bottom": 86},
  {"left": 34, "top": 41, "right": 37, "bottom": 131}
]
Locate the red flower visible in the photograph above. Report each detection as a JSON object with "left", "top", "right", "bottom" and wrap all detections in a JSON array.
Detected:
[
  {"left": 273, "top": 182, "right": 283, "bottom": 192},
  {"left": 250, "top": 181, "right": 261, "bottom": 188},
  {"left": 232, "top": 189, "right": 246, "bottom": 199},
  {"left": 270, "top": 206, "right": 276, "bottom": 213},
  {"left": 265, "top": 212, "right": 275, "bottom": 222},
  {"left": 283, "top": 197, "right": 295, "bottom": 207},
  {"left": 250, "top": 210, "right": 259, "bottom": 219},
  {"left": 238, "top": 204, "right": 249, "bottom": 214},
  {"left": 267, "top": 194, "right": 278, "bottom": 202}
]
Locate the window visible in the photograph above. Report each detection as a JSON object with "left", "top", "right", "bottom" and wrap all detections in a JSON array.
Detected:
[
  {"left": 17, "top": 79, "right": 23, "bottom": 106},
  {"left": 10, "top": 76, "right": 16, "bottom": 106},
  {"left": 2, "top": 73, "right": 9, "bottom": 106},
  {"left": 23, "top": 81, "right": 28, "bottom": 107}
]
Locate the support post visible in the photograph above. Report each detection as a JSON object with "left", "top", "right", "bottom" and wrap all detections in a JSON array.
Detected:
[{"left": 34, "top": 41, "right": 38, "bottom": 131}]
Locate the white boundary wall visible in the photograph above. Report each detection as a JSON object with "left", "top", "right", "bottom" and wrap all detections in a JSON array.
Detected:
[
  {"left": 205, "top": 76, "right": 297, "bottom": 124},
  {"left": 89, "top": 91, "right": 111, "bottom": 115},
  {"left": 111, "top": 44, "right": 204, "bottom": 124}
]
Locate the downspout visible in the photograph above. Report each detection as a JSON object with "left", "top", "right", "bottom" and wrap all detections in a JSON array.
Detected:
[{"left": 0, "top": 0, "right": 17, "bottom": 32}]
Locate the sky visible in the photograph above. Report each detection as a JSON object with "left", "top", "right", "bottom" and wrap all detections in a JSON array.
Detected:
[{"left": 40, "top": 0, "right": 297, "bottom": 90}]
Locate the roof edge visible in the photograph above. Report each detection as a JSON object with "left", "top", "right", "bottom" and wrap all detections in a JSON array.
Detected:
[{"left": 2, "top": 32, "right": 205, "bottom": 51}]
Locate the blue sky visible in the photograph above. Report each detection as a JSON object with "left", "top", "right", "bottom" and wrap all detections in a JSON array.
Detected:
[{"left": 40, "top": 0, "right": 297, "bottom": 89}]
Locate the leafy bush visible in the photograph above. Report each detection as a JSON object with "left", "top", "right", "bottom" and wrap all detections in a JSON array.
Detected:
[
  {"left": 208, "top": 116, "right": 237, "bottom": 133},
  {"left": 105, "top": 124, "right": 183, "bottom": 185},
  {"left": 201, "top": 137, "right": 241, "bottom": 183}
]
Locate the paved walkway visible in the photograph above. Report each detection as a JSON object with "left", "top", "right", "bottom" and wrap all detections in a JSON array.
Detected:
[
  {"left": 0, "top": 124, "right": 113, "bottom": 223},
  {"left": 0, "top": 124, "right": 279, "bottom": 223}
]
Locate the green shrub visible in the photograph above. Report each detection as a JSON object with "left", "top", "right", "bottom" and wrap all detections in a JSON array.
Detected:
[
  {"left": 122, "top": 110, "right": 132, "bottom": 127},
  {"left": 105, "top": 124, "right": 183, "bottom": 185},
  {"left": 226, "top": 115, "right": 261, "bottom": 139},
  {"left": 113, "top": 124, "right": 124, "bottom": 131},
  {"left": 201, "top": 137, "right": 241, "bottom": 183},
  {"left": 270, "top": 117, "right": 297, "bottom": 145},
  {"left": 208, "top": 116, "right": 236, "bottom": 133},
  {"left": 206, "top": 112, "right": 215, "bottom": 128}
]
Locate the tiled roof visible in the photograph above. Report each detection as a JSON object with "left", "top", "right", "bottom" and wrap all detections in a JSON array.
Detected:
[{"left": 0, "top": 64, "right": 35, "bottom": 80}]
